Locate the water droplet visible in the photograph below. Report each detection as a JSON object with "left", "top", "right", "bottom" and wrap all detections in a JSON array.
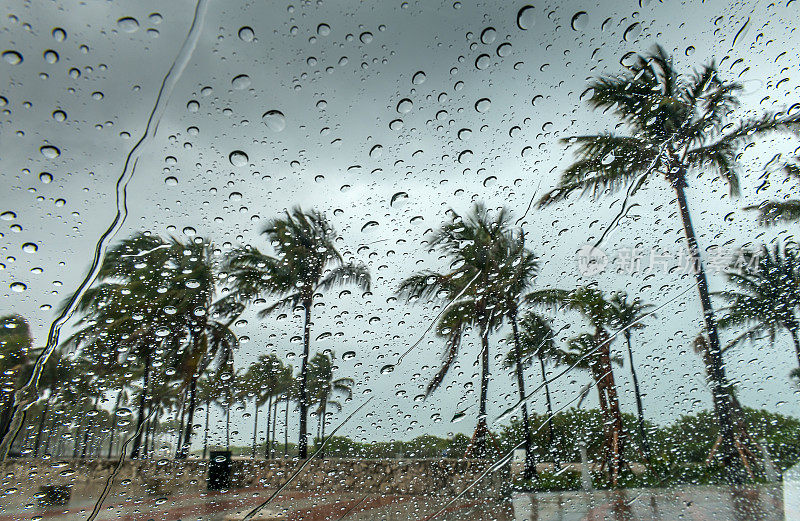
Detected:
[
  {"left": 458, "top": 128, "right": 472, "bottom": 140},
  {"left": 380, "top": 364, "right": 395, "bottom": 374},
  {"left": 117, "top": 17, "right": 139, "bottom": 33},
  {"left": 396, "top": 98, "right": 413, "bottom": 113},
  {"left": 262, "top": 110, "right": 286, "bottom": 131},
  {"left": 361, "top": 221, "right": 379, "bottom": 232},
  {"left": 40, "top": 145, "right": 60, "bottom": 158},
  {"left": 68, "top": 67, "right": 80, "bottom": 79},
  {"left": 342, "top": 350, "right": 356, "bottom": 360},
  {"left": 0, "top": 211, "right": 16, "bottom": 221},
  {"left": 480, "top": 27, "right": 497, "bottom": 44},
  {"left": 571, "top": 11, "right": 588, "bottom": 31},
  {"left": 359, "top": 31, "right": 373, "bottom": 43},
  {"left": 21, "top": 242, "right": 38, "bottom": 253},
  {"left": 475, "top": 54, "right": 491, "bottom": 70},
  {"left": 317, "top": 23, "right": 331, "bottom": 36},
  {"left": 182, "top": 226, "right": 196, "bottom": 237},
  {"left": 601, "top": 152, "right": 615, "bottom": 165},
  {"left": 165, "top": 176, "right": 178, "bottom": 186},
  {"left": 622, "top": 22, "right": 641, "bottom": 42},
  {"left": 91, "top": 91, "right": 104, "bottom": 100},
  {"left": 685, "top": 46, "right": 695, "bottom": 56},
  {"left": 149, "top": 13, "right": 163, "bottom": 24},
  {"left": 2, "top": 51, "right": 23, "bottom": 65},
  {"left": 0, "top": 96, "right": 6, "bottom": 107},
  {"left": 39, "top": 172, "right": 52, "bottom": 183},
  {"left": 732, "top": 17, "right": 750, "bottom": 46},
  {"left": 10, "top": 282, "right": 26, "bottom": 292},
  {"left": 52, "top": 28, "right": 67, "bottom": 41},
  {"left": 458, "top": 150, "right": 473, "bottom": 163},
  {"left": 475, "top": 98, "right": 491, "bottom": 112},
  {"left": 389, "top": 118, "right": 404, "bottom": 130},
  {"left": 229, "top": 150, "right": 249, "bottom": 166},
  {"left": 231, "top": 74, "right": 251, "bottom": 89},
  {"left": 412, "top": 71, "right": 426, "bottom": 84},
  {"left": 517, "top": 5, "right": 536, "bottom": 30},
  {"left": 238, "top": 26, "right": 254, "bottom": 41},
  {"left": 369, "top": 144, "right": 383, "bottom": 159},
  {"left": 52, "top": 110, "right": 67, "bottom": 122},
  {"left": 390, "top": 191, "right": 409, "bottom": 207},
  {"left": 116, "top": 408, "right": 132, "bottom": 418},
  {"left": 187, "top": 100, "right": 199, "bottom": 113},
  {"left": 451, "top": 410, "right": 466, "bottom": 423},
  {"left": 155, "top": 327, "right": 170, "bottom": 337},
  {"left": 43, "top": 50, "right": 58, "bottom": 64},
  {"left": 496, "top": 43, "right": 512, "bottom": 57}
]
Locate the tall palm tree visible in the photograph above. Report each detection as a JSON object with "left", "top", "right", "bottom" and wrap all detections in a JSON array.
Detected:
[
  {"left": 716, "top": 242, "right": 800, "bottom": 369},
  {"left": 538, "top": 45, "right": 800, "bottom": 481},
  {"left": 508, "top": 311, "right": 561, "bottom": 468},
  {"left": 528, "top": 287, "right": 627, "bottom": 483},
  {"left": 243, "top": 353, "right": 290, "bottom": 459},
  {"left": 397, "top": 203, "right": 514, "bottom": 458},
  {"left": 307, "top": 352, "right": 353, "bottom": 457},
  {"left": 607, "top": 292, "right": 654, "bottom": 463},
  {"left": 497, "top": 231, "right": 541, "bottom": 478},
  {"left": 225, "top": 207, "right": 370, "bottom": 458}
]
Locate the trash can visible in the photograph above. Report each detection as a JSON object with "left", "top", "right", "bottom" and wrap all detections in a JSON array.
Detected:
[{"left": 208, "top": 450, "right": 232, "bottom": 490}]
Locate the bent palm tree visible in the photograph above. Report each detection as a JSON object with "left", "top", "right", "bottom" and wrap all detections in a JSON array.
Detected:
[
  {"left": 538, "top": 45, "right": 800, "bottom": 482},
  {"left": 397, "top": 203, "right": 515, "bottom": 458},
  {"left": 307, "top": 352, "right": 353, "bottom": 457},
  {"left": 607, "top": 292, "right": 654, "bottom": 463},
  {"left": 225, "top": 208, "right": 370, "bottom": 458},
  {"left": 716, "top": 242, "right": 800, "bottom": 369},
  {"left": 507, "top": 311, "right": 561, "bottom": 468}
]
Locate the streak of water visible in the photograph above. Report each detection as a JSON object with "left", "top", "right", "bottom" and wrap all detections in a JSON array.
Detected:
[{"left": 0, "top": 0, "right": 210, "bottom": 462}]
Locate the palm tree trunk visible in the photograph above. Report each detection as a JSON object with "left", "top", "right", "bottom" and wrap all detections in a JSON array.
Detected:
[
  {"left": 601, "top": 346, "right": 625, "bottom": 484},
  {"left": 299, "top": 299, "right": 313, "bottom": 459},
  {"left": 271, "top": 399, "right": 278, "bottom": 459},
  {"left": 264, "top": 395, "right": 272, "bottom": 459},
  {"left": 107, "top": 391, "right": 123, "bottom": 459},
  {"left": 202, "top": 397, "right": 210, "bottom": 460},
  {"left": 473, "top": 323, "right": 491, "bottom": 458},
  {"left": 251, "top": 401, "right": 259, "bottom": 459},
  {"left": 33, "top": 398, "right": 50, "bottom": 457},
  {"left": 539, "top": 357, "right": 559, "bottom": 468},
  {"left": 225, "top": 388, "right": 231, "bottom": 452},
  {"left": 131, "top": 349, "right": 151, "bottom": 459},
  {"left": 625, "top": 331, "right": 651, "bottom": 463},
  {"left": 284, "top": 396, "right": 289, "bottom": 457},
  {"left": 789, "top": 327, "right": 800, "bottom": 369},
  {"left": 510, "top": 312, "right": 537, "bottom": 479},
  {"left": 178, "top": 374, "right": 199, "bottom": 459},
  {"left": 319, "top": 401, "right": 327, "bottom": 459},
  {"left": 175, "top": 393, "right": 186, "bottom": 456},
  {"left": 150, "top": 407, "right": 161, "bottom": 456},
  {"left": 81, "top": 394, "right": 100, "bottom": 459},
  {"left": 673, "top": 177, "right": 744, "bottom": 484}
]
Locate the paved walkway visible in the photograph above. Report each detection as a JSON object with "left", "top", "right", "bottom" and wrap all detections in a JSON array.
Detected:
[{"left": 0, "top": 484, "right": 784, "bottom": 520}]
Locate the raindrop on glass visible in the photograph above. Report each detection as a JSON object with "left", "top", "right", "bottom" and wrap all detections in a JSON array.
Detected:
[
  {"left": 2, "top": 51, "right": 23, "bottom": 65},
  {"left": 238, "top": 26, "right": 255, "bottom": 41},
  {"left": 262, "top": 110, "right": 286, "bottom": 131},
  {"left": 40, "top": 145, "right": 60, "bottom": 158},
  {"left": 229, "top": 150, "right": 249, "bottom": 166},
  {"left": 117, "top": 17, "right": 140, "bottom": 33},
  {"left": 516, "top": 5, "right": 536, "bottom": 30}
]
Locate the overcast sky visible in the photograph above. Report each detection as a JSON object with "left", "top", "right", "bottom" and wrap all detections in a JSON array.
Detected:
[{"left": 2, "top": 0, "right": 799, "bottom": 451}]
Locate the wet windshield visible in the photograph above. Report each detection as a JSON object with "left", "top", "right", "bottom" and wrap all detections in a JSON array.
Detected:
[{"left": 1, "top": 1, "right": 799, "bottom": 520}]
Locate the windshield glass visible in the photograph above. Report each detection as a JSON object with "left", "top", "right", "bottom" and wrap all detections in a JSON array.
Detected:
[{"left": 2, "top": 1, "right": 799, "bottom": 520}]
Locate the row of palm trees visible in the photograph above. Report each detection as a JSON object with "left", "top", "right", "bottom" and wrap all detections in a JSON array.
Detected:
[{"left": 2, "top": 44, "right": 799, "bottom": 486}]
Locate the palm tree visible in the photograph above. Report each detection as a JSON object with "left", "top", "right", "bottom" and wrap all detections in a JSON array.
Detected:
[
  {"left": 607, "top": 292, "right": 654, "bottom": 463},
  {"left": 747, "top": 156, "right": 800, "bottom": 224},
  {"left": 538, "top": 45, "right": 800, "bottom": 481},
  {"left": 528, "top": 287, "right": 627, "bottom": 483},
  {"left": 0, "top": 315, "right": 33, "bottom": 445},
  {"left": 716, "top": 242, "right": 800, "bottom": 369},
  {"left": 508, "top": 311, "right": 561, "bottom": 468},
  {"left": 243, "top": 353, "right": 290, "bottom": 459},
  {"left": 225, "top": 207, "right": 370, "bottom": 458},
  {"left": 397, "top": 203, "right": 515, "bottom": 458},
  {"left": 307, "top": 352, "right": 352, "bottom": 457}
]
